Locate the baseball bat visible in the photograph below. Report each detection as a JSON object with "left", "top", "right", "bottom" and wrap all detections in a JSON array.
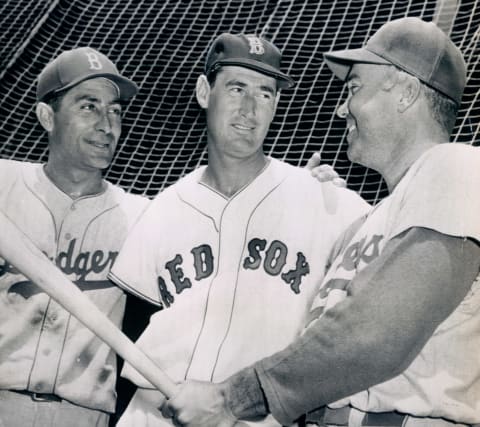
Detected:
[{"left": 0, "top": 209, "right": 176, "bottom": 398}]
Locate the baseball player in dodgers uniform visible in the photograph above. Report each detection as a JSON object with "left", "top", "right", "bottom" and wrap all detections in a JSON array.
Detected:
[
  {"left": 0, "top": 48, "right": 149, "bottom": 426},
  {"left": 109, "top": 34, "right": 369, "bottom": 426},
  {"left": 302, "top": 144, "right": 480, "bottom": 426},
  {"left": 156, "top": 19, "right": 480, "bottom": 427}
]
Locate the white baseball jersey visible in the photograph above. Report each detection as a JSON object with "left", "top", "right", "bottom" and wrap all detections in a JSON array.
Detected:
[
  {"left": 307, "top": 143, "right": 480, "bottom": 424},
  {"left": 110, "top": 158, "right": 370, "bottom": 426},
  {"left": 0, "top": 159, "right": 149, "bottom": 413}
]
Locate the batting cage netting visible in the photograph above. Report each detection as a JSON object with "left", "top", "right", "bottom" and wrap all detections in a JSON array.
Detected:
[{"left": 0, "top": 0, "right": 478, "bottom": 206}]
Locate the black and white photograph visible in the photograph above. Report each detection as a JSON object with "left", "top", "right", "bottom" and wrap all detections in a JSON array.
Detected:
[{"left": 0, "top": 1, "right": 479, "bottom": 426}]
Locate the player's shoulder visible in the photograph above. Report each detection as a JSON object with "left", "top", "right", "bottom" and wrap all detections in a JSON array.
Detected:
[
  {"left": 0, "top": 158, "right": 41, "bottom": 181},
  {"left": 272, "top": 157, "right": 333, "bottom": 185},
  {"left": 272, "top": 158, "right": 367, "bottom": 203},
  {"left": 411, "top": 143, "right": 479, "bottom": 183},
  {"left": 108, "top": 183, "right": 149, "bottom": 204},
  {"left": 0, "top": 158, "right": 39, "bottom": 170},
  {"left": 271, "top": 158, "right": 323, "bottom": 188},
  {"left": 150, "top": 166, "right": 205, "bottom": 203},
  {"left": 424, "top": 142, "right": 479, "bottom": 163},
  {"left": 104, "top": 182, "right": 151, "bottom": 220},
  {"left": 270, "top": 159, "right": 370, "bottom": 221}
]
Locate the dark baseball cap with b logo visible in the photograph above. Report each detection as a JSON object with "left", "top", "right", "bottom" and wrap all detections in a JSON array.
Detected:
[
  {"left": 36, "top": 47, "right": 138, "bottom": 102},
  {"left": 205, "top": 33, "right": 295, "bottom": 89}
]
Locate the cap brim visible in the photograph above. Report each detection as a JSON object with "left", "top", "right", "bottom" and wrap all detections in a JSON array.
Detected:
[
  {"left": 210, "top": 58, "right": 295, "bottom": 89},
  {"left": 46, "top": 73, "right": 138, "bottom": 101},
  {"left": 107, "top": 75, "right": 139, "bottom": 100},
  {"left": 323, "top": 47, "right": 391, "bottom": 81}
]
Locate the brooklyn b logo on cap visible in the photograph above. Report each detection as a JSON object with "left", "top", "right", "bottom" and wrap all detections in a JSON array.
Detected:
[
  {"left": 85, "top": 51, "right": 103, "bottom": 70},
  {"left": 246, "top": 36, "right": 265, "bottom": 55}
]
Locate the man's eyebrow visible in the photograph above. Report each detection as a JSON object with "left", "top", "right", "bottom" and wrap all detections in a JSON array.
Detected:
[
  {"left": 73, "top": 94, "right": 121, "bottom": 104},
  {"left": 259, "top": 85, "right": 276, "bottom": 95},
  {"left": 225, "top": 79, "right": 247, "bottom": 88},
  {"left": 225, "top": 79, "right": 276, "bottom": 95}
]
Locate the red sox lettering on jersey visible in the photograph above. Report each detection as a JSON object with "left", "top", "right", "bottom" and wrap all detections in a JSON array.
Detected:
[
  {"left": 110, "top": 158, "right": 370, "bottom": 427},
  {"left": 156, "top": 238, "right": 310, "bottom": 308},
  {"left": 110, "top": 158, "right": 370, "bottom": 421}
]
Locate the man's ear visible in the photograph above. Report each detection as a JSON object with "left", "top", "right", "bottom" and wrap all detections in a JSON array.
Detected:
[
  {"left": 398, "top": 75, "right": 421, "bottom": 113},
  {"left": 36, "top": 102, "right": 55, "bottom": 132},
  {"left": 196, "top": 74, "right": 210, "bottom": 109}
]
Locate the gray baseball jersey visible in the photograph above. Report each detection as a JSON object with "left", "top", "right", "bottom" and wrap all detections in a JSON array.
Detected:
[{"left": 0, "top": 159, "right": 149, "bottom": 413}]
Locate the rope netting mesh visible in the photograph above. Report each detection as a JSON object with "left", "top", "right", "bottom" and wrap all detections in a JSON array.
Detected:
[{"left": 0, "top": 0, "right": 478, "bottom": 204}]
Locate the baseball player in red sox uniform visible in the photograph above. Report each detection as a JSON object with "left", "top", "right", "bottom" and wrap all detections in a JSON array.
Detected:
[
  {"left": 109, "top": 34, "right": 370, "bottom": 426},
  {"left": 160, "top": 18, "right": 480, "bottom": 427},
  {"left": 0, "top": 48, "right": 149, "bottom": 427}
]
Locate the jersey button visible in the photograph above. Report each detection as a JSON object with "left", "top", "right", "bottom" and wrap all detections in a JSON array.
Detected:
[
  {"left": 65, "top": 233, "right": 72, "bottom": 240},
  {"left": 70, "top": 204, "right": 76, "bottom": 211}
]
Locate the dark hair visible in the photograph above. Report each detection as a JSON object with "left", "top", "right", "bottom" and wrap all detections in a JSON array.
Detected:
[
  {"left": 420, "top": 82, "right": 459, "bottom": 134},
  {"left": 389, "top": 66, "right": 459, "bottom": 134},
  {"left": 206, "top": 70, "right": 218, "bottom": 86},
  {"left": 43, "top": 90, "right": 67, "bottom": 112}
]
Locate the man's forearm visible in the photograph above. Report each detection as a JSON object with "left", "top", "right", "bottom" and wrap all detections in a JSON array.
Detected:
[
  {"left": 223, "top": 367, "right": 269, "bottom": 420},
  {"left": 223, "top": 229, "right": 480, "bottom": 425}
]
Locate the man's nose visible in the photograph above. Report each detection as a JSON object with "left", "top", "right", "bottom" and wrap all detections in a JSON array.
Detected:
[
  {"left": 336, "top": 99, "right": 349, "bottom": 119},
  {"left": 239, "top": 93, "right": 256, "bottom": 116},
  {"left": 96, "top": 110, "right": 113, "bottom": 134}
]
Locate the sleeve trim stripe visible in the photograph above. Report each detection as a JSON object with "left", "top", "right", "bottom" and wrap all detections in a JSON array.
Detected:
[{"left": 108, "top": 272, "right": 163, "bottom": 308}]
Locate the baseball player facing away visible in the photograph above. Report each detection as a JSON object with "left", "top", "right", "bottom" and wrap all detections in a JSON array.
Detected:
[
  {"left": 162, "top": 18, "right": 480, "bottom": 427},
  {"left": 0, "top": 48, "right": 150, "bottom": 427},
  {"left": 108, "top": 33, "right": 370, "bottom": 426}
]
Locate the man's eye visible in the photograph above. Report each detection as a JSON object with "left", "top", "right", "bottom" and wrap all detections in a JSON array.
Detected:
[
  {"left": 81, "top": 103, "right": 96, "bottom": 111},
  {"left": 229, "top": 87, "right": 243, "bottom": 95},
  {"left": 109, "top": 106, "right": 122, "bottom": 116},
  {"left": 348, "top": 83, "right": 360, "bottom": 94},
  {"left": 257, "top": 92, "right": 273, "bottom": 102}
]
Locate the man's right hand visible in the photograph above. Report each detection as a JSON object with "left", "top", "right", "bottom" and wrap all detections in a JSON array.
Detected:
[
  {"left": 161, "top": 380, "right": 241, "bottom": 427},
  {"left": 305, "top": 152, "right": 346, "bottom": 187}
]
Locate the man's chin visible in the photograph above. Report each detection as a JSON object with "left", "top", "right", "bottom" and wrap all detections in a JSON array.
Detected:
[
  {"left": 87, "top": 158, "right": 113, "bottom": 171},
  {"left": 346, "top": 146, "right": 358, "bottom": 164}
]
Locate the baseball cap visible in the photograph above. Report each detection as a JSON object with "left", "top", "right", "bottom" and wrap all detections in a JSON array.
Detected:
[
  {"left": 37, "top": 47, "right": 138, "bottom": 102},
  {"left": 205, "top": 33, "right": 295, "bottom": 89},
  {"left": 323, "top": 17, "right": 466, "bottom": 105}
]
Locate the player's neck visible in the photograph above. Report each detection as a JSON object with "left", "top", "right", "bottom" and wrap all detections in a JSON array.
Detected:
[
  {"left": 202, "top": 154, "right": 270, "bottom": 198},
  {"left": 43, "top": 162, "right": 106, "bottom": 199},
  {"left": 383, "top": 136, "right": 444, "bottom": 193}
]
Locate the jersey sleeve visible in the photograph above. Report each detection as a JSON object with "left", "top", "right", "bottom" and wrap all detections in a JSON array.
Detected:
[
  {"left": 249, "top": 228, "right": 480, "bottom": 425},
  {"left": 329, "top": 183, "right": 371, "bottom": 228},
  {"left": 390, "top": 144, "right": 480, "bottom": 242},
  {"left": 0, "top": 159, "right": 24, "bottom": 194},
  {"left": 109, "top": 197, "right": 164, "bottom": 307},
  {"left": 317, "top": 180, "right": 371, "bottom": 248}
]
